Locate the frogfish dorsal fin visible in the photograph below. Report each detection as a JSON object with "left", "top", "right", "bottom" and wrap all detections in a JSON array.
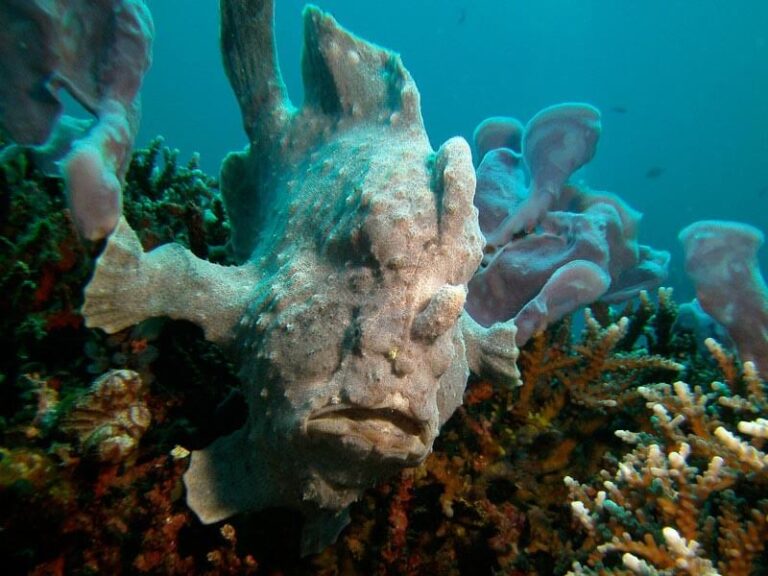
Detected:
[{"left": 301, "top": 5, "right": 421, "bottom": 127}]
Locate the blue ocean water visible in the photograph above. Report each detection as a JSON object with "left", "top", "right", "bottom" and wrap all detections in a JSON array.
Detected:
[{"left": 140, "top": 0, "right": 768, "bottom": 299}]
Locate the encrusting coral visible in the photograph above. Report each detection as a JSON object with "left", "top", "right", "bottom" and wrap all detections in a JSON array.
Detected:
[{"left": 59, "top": 369, "right": 151, "bottom": 464}]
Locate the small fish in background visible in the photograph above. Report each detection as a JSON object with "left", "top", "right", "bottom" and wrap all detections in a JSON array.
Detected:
[
  {"left": 457, "top": 7, "right": 467, "bottom": 25},
  {"left": 611, "top": 106, "right": 628, "bottom": 114},
  {"left": 645, "top": 166, "right": 665, "bottom": 179},
  {"left": 758, "top": 184, "right": 768, "bottom": 199}
]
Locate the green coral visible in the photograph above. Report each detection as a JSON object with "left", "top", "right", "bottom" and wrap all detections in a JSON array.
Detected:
[{"left": 123, "top": 137, "right": 231, "bottom": 261}]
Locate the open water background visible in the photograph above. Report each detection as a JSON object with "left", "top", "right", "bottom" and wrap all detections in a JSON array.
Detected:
[{"left": 140, "top": 0, "right": 768, "bottom": 300}]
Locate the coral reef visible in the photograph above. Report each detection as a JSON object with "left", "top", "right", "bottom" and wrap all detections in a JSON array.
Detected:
[
  {"left": 565, "top": 341, "right": 768, "bottom": 575},
  {"left": 2, "top": 2, "right": 766, "bottom": 574},
  {"left": 2, "top": 130, "right": 767, "bottom": 573},
  {"left": 0, "top": 135, "right": 246, "bottom": 575},
  {"left": 123, "top": 136, "right": 230, "bottom": 260},
  {"left": 0, "top": 146, "right": 93, "bottom": 422},
  {"left": 307, "top": 291, "right": 688, "bottom": 574}
]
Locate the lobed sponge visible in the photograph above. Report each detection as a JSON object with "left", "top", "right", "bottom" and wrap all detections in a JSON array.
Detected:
[{"left": 0, "top": 0, "right": 153, "bottom": 239}]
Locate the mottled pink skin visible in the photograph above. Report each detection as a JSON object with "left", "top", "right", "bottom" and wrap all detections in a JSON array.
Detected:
[{"left": 679, "top": 220, "right": 768, "bottom": 378}]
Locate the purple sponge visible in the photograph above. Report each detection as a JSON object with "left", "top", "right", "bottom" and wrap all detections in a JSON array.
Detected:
[
  {"left": 679, "top": 220, "right": 768, "bottom": 378},
  {"left": 466, "top": 104, "right": 669, "bottom": 344},
  {"left": 0, "top": 0, "right": 154, "bottom": 239}
]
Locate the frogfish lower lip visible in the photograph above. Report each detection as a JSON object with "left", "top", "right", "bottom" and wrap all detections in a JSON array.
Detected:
[{"left": 305, "top": 406, "right": 430, "bottom": 462}]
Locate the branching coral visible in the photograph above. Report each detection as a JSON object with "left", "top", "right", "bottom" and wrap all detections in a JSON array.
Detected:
[
  {"left": 2, "top": 9, "right": 764, "bottom": 567},
  {"left": 565, "top": 353, "right": 768, "bottom": 575},
  {"left": 515, "top": 297, "right": 682, "bottom": 421},
  {"left": 4, "top": 153, "right": 764, "bottom": 575},
  {"left": 122, "top": 137, "right": 230, "bottom": 260}
]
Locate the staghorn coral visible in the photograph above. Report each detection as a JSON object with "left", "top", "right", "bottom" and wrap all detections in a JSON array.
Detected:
[
  {"left": 565, "top": 351, "right": 768, "bottom": 575},
  {"left": 2, "top": 4, "right": 764, "bottom": 573},
  {"left": 8, "top": 106, "right": 761, "bottom": 574},
  {"left": 515, "top": 298, "right": 682, "bottom": 419},
  {"left": 7, "top": 205, "right": 682, "bottom": 574},
  {"left": 4, "top": 157, "right": 758, "bottom": 576}
]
